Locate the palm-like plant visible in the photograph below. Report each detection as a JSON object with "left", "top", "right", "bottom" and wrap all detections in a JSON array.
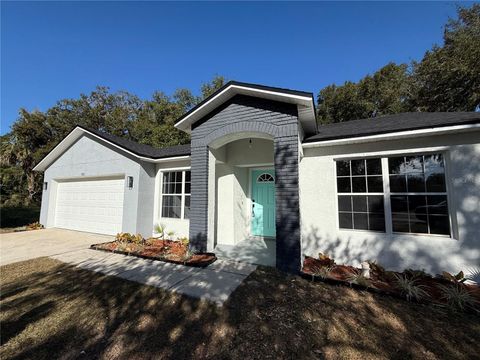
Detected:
[
  {"left": 153, "top": 223, "right": 166, "bottom": 239},
  {"left": 393, "top": 274, "right": 430, "bottom": 302},
  {"left": 438, "top": 284, "right": 478, "bottom": 312},
  {"left": 466, "top": 267, "right": 480, "bottom": 284}
]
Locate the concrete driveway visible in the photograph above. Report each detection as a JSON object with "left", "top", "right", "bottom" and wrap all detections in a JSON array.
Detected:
[
  {"left": 0, "top": 228, "right": 112, "bottom": 266},
  {"left": 0, "top": 228, "right": 256, "bottom": 305}
]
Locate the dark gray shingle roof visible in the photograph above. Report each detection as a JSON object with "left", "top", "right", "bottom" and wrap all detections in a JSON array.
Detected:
[
  {"left": 303, "top": 112, "right": 480, "bottom": 143},
  {"left": 81, "top": 126, "right": 191, "bottom": 159}
]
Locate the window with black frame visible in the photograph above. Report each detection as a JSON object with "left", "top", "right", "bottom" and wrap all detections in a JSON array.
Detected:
[
  {"left": 388, "top": 154, "right": 450, "bottom": 235},
  {"left": 161, "top": 170, "right": 191, "bottom": 219},
  {"left": 336, "top": 158, "right": 385, "bottom": 232}
]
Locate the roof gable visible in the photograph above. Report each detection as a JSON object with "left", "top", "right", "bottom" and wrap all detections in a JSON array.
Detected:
[
  {"left": 175, "top": 81, "right": 317, "bottom": 135},
  {"left": 33, "top": 126, "right": 191, "bottom": 172}
]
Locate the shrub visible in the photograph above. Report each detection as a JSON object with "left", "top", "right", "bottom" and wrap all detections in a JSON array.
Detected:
[
  {"left": 0, "top": 206, "right": 40, "bottom": 228},
  {"left": 404, "top": 268, "right": 432, "bottom": 280},
  {"left": 441, "top": 271, "right": 466, "bottom": 284},
  {"left": 26, "top": 221, "right": 43, "bottom": 230},
  {"left": 318, "top": 252, "right": 335, "bottom": 267},
  {"left": 393, "top": 274, "right": 430, "bottom": 302},
  {"left": 347, "top": 273, "right": 371, "bottom": 288},
  {"left": 311, "top": 265, "right": 333, "bottom": 280},
  {"left": 438, "top": 284, "right": 478, "bottom": 312},
  {"left": 178, "top": 237, "right": 189, "bottom": 246},
  {"left": 368, "top": 260, "right": 386, "bottom": 275},
  {"left": 115, "top": 232, "right": 144, "bottom": 244}
]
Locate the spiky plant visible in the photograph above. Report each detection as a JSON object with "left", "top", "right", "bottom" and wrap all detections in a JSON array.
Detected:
[
  {"left": 311, "top": 265, "right": 333, "bottom": 280},
  {"left": 393, "top": 274, "right": 430, "bottom": 302},
  {"left": 153, "top": 223, "right": 166, "bottom": 239},
  {"left": 438, "top": 284, "right": 478, "bottom": 312},
  {"left": 466, "top": 267, "right": 480, "bottom": 284}
]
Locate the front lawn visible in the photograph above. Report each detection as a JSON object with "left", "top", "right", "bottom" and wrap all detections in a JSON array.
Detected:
[{"left": 1, "top": 258, "right": 479, "bottom": 360}]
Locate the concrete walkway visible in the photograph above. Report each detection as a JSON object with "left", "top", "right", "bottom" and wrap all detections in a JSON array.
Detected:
[
  {"left": 50, "top": 249, "right": 256, "bottom": 305},
  {"left": 1, "top": 228, "right": 257, "bottom": 305},
  {"left": 215, "top": 237, "right": 276, "bottom": 267}
]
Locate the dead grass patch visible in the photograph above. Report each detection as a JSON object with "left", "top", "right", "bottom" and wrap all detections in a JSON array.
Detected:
[{"left": 1, "top": 258, "right": 479, "bottom": 359}]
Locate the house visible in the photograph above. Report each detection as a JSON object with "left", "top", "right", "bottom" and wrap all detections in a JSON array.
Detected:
[{"left": 34, "top": 81, "right": 480, "bottom": 274}]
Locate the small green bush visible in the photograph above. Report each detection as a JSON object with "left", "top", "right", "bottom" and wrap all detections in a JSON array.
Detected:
[{"left": 0, "top": 205, "right": 40, "bottom": 228}]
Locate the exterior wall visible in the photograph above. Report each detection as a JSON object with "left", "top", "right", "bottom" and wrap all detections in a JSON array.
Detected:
[
  {"left": 216, "top": 164, "right": 236, "bottom": 245},
  {"left": 233, "top": 167, "right": 249, "bottom": 244},
  {"left": 39, "top": 134, "right": 156, "bottom": 235},
  {"left": 215, "top": 164, "right": 250, "bottom": 247},
  {"left": 189, "top": 94, "right": 302, "bottom": 273},
  {"left": 299, "top": 131, "right": 480, "bottom": 274},
  {"left": 153, "top": 159, "right": 191, "bottom": 238}
]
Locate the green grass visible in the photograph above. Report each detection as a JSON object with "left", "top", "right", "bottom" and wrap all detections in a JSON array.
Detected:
[
  {"left": 1, "top": 257, "right": 479, "bottom": 360},
  {"left": 0, "top": 205, "right": 40, "bottom": 228}
]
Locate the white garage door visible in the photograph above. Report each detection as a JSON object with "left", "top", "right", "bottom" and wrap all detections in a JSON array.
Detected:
[{"left": 55, "top": 177, "right": 125, "bottom": 235}]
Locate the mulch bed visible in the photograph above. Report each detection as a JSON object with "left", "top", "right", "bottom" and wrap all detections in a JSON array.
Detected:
[
  {"left": 91, "top": 239, "right": 216, "bottom": 267},
  {"left": 302, "top": 256, "right": 480, "bottom": 309}
]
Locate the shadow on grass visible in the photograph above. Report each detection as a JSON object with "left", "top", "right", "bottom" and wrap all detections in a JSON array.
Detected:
[{"left": 1, "top": 258, "right": 479, "bottom": 360}]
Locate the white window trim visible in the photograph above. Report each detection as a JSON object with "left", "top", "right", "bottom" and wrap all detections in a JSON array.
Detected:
[
  {"left": 334, "top": 152, "right": 454, "bottom": 238},
  {"left": 159, "top": 169, "right": 191, "bottom": 220}
]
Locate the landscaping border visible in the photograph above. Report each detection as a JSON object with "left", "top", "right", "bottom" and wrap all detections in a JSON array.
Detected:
[
  {"left": 300, "top": 270, "right": 480, "bottom": 315},
  {"left": 90, "top": 241, "right": 217, "bottom": 268},
  {"left": 300, "top": 271, "right": 400, "bottom": 298}
]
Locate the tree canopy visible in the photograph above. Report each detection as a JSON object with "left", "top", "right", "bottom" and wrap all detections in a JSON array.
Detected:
[
  {"left": 317, "top": 4, "right": 480, "bottom": 124},
  {"left": 0, "top": 77, "right": 225, "bottom": 206}
]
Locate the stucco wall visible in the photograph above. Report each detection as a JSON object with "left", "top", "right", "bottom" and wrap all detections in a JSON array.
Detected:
[
  {"left": 39, "top": 134, "right": 155, "bottom": 235},
  {"left": 215, "top": 163, "right": 250, "bottom": 247},
  {"left": 299, "top": 131, "right": 480, "bottom": 274},
  {"left": 234, "top": 167, "right": 249, "bottom": 244},
  {"left": 225, "top": 138, "right": 274, "bottom": 166}
]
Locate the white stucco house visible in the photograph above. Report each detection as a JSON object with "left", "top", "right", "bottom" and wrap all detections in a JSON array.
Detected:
[{"left": 34, "top": 81, "right": 480, "bottom": 274}]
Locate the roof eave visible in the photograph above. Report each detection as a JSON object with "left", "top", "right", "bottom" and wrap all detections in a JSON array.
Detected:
[{"left": 302, "top": 123, "right": 480, "bottom": 148}]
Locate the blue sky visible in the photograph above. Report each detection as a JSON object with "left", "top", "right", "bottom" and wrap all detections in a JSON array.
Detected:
[{"left": 1, "top": 1, "right": 470, "bottom": 134}]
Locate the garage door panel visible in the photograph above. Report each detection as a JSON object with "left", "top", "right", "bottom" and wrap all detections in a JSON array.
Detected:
[{"left": 55, "top": 178, "right": 125, "bottom": 235}]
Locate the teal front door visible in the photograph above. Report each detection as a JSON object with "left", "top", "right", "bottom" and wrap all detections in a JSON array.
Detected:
[{"left": 251, "top": 169, "right": 276, "bottom": 237}]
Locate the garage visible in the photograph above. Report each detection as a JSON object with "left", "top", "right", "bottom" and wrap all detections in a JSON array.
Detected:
[{"left": 54, "top": 177, "right": 125, "bottom": 235}]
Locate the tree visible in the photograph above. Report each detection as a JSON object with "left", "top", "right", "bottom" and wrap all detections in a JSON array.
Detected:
[
  {"left": 200, "top": 75, "right": 226, "bottom": 99},
  {"left": 1, "top": 110, "right": 53, "bottom": 204},
  {"left": 317, "top": 4, "right": 479, "bottom": 123},
  {"left": 317, "top": 63, "right": 413, "bottom": 124},
  {"left": 411, "top": 4, "right": 480, "bottom": 111},
  {"left": 1, "top": 76, "right": 225, "bottom": 206}
]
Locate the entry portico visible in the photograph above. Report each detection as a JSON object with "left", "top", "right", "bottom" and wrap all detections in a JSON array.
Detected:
[{"left": 175, "top": 82, "right": 317, "bottom": 273}]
